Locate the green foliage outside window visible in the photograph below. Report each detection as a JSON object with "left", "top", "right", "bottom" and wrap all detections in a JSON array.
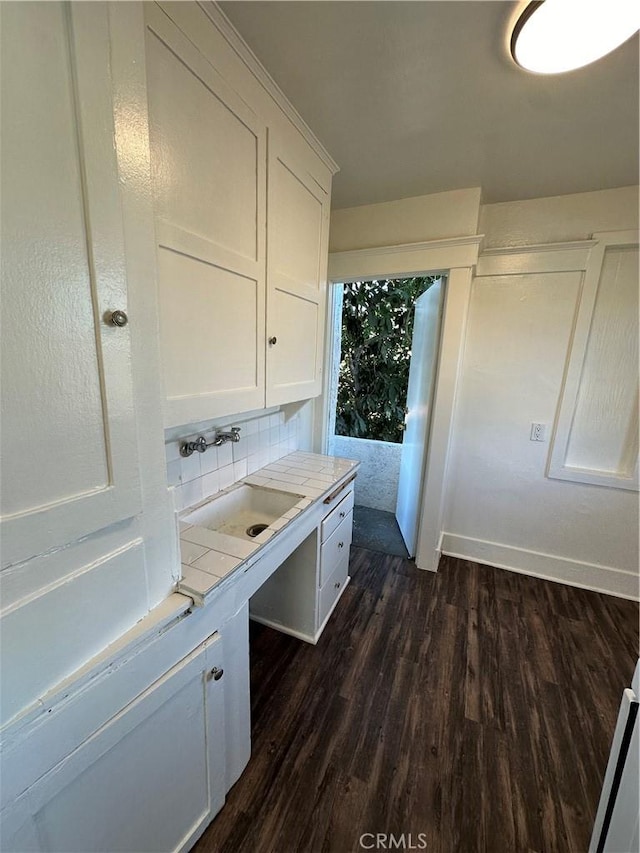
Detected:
[{"left": 335, "top": 276, "right": 437, "bottom": 444}]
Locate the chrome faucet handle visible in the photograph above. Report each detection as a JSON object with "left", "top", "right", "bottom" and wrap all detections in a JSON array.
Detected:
[{"left": 180, "top": 435, "right": 207, "bottom": 456}]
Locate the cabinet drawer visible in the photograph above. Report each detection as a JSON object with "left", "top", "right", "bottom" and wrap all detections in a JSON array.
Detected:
[
  {"left": 318, "top": 553, "right": 349, "bottom": 629},
  {"left": 319, "top": 511, "right": 353, "bottom": 587},
  {"left": 321, "top": 487, "right": 355, "bottom": 542}
]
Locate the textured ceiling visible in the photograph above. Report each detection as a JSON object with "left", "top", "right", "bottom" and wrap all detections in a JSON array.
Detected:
[{"left": 219, "top": 1, "right": 639, "bottom": 209}]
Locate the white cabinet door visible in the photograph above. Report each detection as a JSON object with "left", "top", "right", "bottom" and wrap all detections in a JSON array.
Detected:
[
  {"left": 2, "top": 633, "right": 226, "bottom": 853},
  {"left": 266, "top": 138, "right": 330, "bottom": 406},
  {"left": 145, "top": 5, "right": 267, "bottom": 427},
  {"left": 0, "top": 2, "right": 141, "bottom": 568}
]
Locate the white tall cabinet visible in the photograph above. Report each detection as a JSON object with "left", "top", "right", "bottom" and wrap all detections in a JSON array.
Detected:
[
  {"left": 1, "top": 3, "right": 336, "bottom": 852},
  {"left": 0, "top": 1, "right": 175, "bottom": 726}
]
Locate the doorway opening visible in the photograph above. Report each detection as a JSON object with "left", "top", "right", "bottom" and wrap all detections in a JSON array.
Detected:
[{"left": 326, "top": 274, "right": 445, "bottom": 558}]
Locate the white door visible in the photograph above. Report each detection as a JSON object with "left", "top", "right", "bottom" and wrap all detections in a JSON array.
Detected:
[
  {"left": 395, "top": 279, "right": 444, "bottom": 556},
  {"left": 0, "top": 2, "right": 141, "bottom": 568},
  {"left": 145, "top": 4, "right": 267, "bottom": 426},
  {"left": 265, "top": 136, "right": 330, "bottom": 406}
]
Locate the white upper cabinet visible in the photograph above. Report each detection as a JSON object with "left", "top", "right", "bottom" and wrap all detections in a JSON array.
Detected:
[
  {"left": 145, "top": 4, "right": 267, "bottom": 428},
  {"left": 0, "top": 2, "right": 141, "bottom": 568},
  {"left": 144, "top": 2, "right": 335, "bottom": 428},
  {"left": 266, "top": 138, "right": 330, "bottom": 406}
]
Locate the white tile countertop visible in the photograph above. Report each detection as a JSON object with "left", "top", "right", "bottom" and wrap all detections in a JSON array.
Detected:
[{"left": 177, "top": 451, "right": 358, "bottom": 604}]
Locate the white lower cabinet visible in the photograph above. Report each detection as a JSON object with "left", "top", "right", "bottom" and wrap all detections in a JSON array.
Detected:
[
  {"left": 250, "top": 485, "right": 354, "bottom": 643},
  {"left": 2, "top": 633, "right": 226, "bottom": 853}
]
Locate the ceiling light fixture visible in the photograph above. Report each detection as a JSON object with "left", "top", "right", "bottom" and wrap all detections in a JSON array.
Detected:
[{"left": 510, "top": 0, "right": 639, "bottom": 74}]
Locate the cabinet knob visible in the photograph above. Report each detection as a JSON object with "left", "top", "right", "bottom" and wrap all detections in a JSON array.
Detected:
[
  {"left": 268, "top": 336, "right": 277, "bottom": 346},
  {"left": 334, "top": 581, "right": 341, "bottom": 589},
  {"left": 208, "top": 667, "right": 224, "bottom": 681},
  {"left": 108, "top": 309, "right": 128, "bottom": 327},
  {"left": 107, "top": 311, "right": 129, "bottom": 326},
  {"left": 338, "top": 541, "right": 344, "bottom": 549},
  {"left": 339, "top": 511, "right": 345, "bottom": 518}
]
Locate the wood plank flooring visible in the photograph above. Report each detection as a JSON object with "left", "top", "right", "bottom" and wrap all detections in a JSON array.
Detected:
[{"left": 194, "top": 548, "right": 639, "bottom": 853}]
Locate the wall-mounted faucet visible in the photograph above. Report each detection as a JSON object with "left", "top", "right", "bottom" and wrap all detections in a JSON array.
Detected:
[{"left": 180, "top": 427, "right": 241, "bottom": 457}]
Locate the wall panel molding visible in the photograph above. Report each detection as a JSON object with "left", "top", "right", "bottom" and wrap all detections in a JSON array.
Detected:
[
  {"left": 548, "top": 230, "right": 639, "bottom": 491},
  {"left": 328, "top": 234, "right": 483, "bottom": 282},
  {"left": 476, "top": 239, "right": 597, "bottom": 277}
]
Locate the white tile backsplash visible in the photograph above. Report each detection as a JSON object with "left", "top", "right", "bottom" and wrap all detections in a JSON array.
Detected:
[
  {"left": 216, "top": 442, "right": 233, "bottom": 469},
  {"left": 218, "top": 463, "right": 235, "bottom": 490},
  {"left": 232, "top": 436, "right": 248, "bottom": 461},
  {"left": 200, "top": 446, "right": 219, "bottom": 475},
  {"left": 233, "top": 459, "right": 247, "bottom": 482},
  {"left": 201, "top": 469, "right": 219, "bottom": 497},
  {"left": 247, "top": 432, "right": 260, "bottom": 457},
  {"left": 167, "top": 459, "right": 182, "bottom": 488},
  {"left": 258, "top": 429, "right": 270, "bottom": 451},
  {"left": 243, "top": 417, "right": 259, "bottom": 435},
  {"left": 177, "top": 478, "right": 203, "bottom": 511},
  {"left": 180, "top": 452, "right": 201, "bottom": 484},
  {"left": 166, "top": 410, "right": 300, "bottom": 512},
  {"left": 246, "top": 454, "right": 262, "bottom": 475}
]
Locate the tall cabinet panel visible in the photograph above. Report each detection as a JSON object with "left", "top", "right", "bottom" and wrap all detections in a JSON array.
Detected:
[
  {"left": 0, "top": 2, "right": 141, "bottom": 568},
  {"left": 266, "top": 139, "right": 331, "bottom": 406},
  {"left": 145, "top": 5, "right": 267, "bottom": 428}
]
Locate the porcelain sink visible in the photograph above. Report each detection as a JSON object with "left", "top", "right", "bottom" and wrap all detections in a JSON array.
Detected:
[{"left": 183, "top": 483, "right": 301, "bottom": 542}]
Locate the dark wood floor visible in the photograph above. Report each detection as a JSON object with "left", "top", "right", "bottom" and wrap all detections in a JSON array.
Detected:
[{"left": 194, "top": 548, "right": 639, "bottom": 853}]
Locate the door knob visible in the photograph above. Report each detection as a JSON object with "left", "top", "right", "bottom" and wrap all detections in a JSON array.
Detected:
[
  {"left": 108, "top": 310, "right": 128, "bottom": 327},
  {"left": 208, "top": 667, "right": 224, "bottom": 681},
  {"left": 268, "top": 336, "right": 277, "bottom": 345}
]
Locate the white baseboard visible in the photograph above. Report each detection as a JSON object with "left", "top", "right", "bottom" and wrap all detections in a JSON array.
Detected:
[{"left": 440, "top": 532, "right": 639, "bottom": 601}]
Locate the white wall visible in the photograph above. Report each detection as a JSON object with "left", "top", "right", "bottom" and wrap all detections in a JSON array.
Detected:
[
  {"left": 478, "top": 185, "right": 638, "bottom": 248},
  {"left": 329, "top": 187, "right": 481, "bottom": 252},
  {"left": 443, "top": 187, "right": 639, "bottom": 598},
  {"left": 327, "top": 184, "right": 639, "bottom": 597},
  {"left": 328, "top": 436, "right": 401, "bottom": 512}
]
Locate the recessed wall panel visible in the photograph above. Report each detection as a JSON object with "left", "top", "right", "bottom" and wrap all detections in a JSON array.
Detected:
[
  {"left": 0, "top": 2, "right": 108, "bottom": 517},
  {"left": 271, "top": 290, "right": 318, "bottom": 387},
  {"left": 565, "top": 246, "right": 639, "bottom": 476},
  {"left": 158, "top": 249, "right": 259, "bottom": 400},
  {"left": 147, "top": 30, "right": 259, "bottom": 263},
  {"left": 272, "top": 159, "right": 322, "bottom": 290}
]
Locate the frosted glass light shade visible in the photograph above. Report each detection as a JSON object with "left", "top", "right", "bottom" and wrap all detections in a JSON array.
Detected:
[{"left": 511, "top": 0, "right": 639, "bottom": 74}]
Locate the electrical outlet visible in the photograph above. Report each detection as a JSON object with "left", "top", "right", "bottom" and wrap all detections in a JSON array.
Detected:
[{"left": 530, "top": 422, "right": 546, "bottom": 442}]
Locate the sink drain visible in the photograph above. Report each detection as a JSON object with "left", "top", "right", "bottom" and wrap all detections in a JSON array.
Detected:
[{"left": 246, "top": 523, "right": 269, "bottom": 538}]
